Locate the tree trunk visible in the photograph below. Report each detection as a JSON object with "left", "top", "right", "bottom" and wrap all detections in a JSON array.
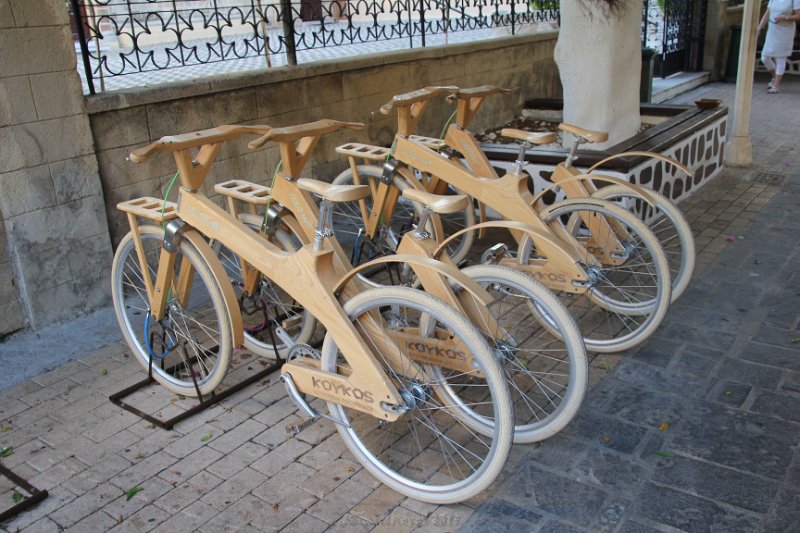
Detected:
[{"left": 555, "top": 0, "right": 642, "bottom": 149}]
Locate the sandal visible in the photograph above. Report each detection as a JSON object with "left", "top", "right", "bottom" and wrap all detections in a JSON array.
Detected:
[{"left": 768, "top": 86, "right": 780, "bottom": 94}]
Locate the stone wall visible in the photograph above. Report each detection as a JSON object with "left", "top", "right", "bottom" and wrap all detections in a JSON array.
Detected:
[
  {"left": 0, "top": 0, "right": 113, "bottom": 334},
  {"left": 86, "top": 32, "right": 561, "bottom": 245}
]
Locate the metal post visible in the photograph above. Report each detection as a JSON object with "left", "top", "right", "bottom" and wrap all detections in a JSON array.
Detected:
[
  {"left": 420, "top": 0, "right": 426, "bottom": 47},
  {"left": 257, "top": 0, "right": 272, "bottom": 67},
  {"left": 281, "top": 0, "right": 297, "bottom": 65},
  {"left": 407, "top": 0, "right": 414, "bottom": 48},
  {"left": 511, "top": 0, "right": 516, "bottom": 35},
  {"left": 69, "top": 0, "right": 96, "bottom": 94}
]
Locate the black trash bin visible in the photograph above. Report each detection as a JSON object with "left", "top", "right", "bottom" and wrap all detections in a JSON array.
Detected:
[{"left": 724, "top": 24, "right": 742, "bottom": 83}]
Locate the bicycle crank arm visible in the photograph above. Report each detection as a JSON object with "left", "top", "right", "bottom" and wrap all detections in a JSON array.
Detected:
[{"left": 281, "top": 373, "right": 351, "bottom": 433}]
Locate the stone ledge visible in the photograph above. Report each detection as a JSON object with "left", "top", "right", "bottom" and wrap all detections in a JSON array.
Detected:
[{"left": 84, "top": 31, "right": 558, "bottom": 115}]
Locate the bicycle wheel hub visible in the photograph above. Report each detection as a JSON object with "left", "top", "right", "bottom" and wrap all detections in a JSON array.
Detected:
[
  {"left": 493, "top": 340, "right": 519, "bottom": 365},
  {"left": 399, "top": 383, "right": 429, "bottom": 410},
  {"left": 586, "top": 265, "right": 603, "bottom": 286}
]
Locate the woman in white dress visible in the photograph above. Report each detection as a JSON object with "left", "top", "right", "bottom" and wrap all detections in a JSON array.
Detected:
[{"left": 758, "top": 0, "right": 800, "bottom": 93}]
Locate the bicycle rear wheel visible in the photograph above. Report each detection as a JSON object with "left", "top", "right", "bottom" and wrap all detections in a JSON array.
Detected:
[
  {"left": 331, "top": 165, "right": 475, "bottom": 270},
  {"left": 111, "top": 225, "right": 233, "bottom": 396},
  {"left": 320, "top": 286, "right": 513, "bottom": 504},
  {"left": 214, "top": 213, "right": 316, "bottom": 358}
]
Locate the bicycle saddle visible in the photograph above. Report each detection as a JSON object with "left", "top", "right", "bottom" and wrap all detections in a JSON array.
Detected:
[
  {"left": 296, "top": 178, "right": 369, "bottom": 203},
  {"left": 402, "top": 189, "right": 470, "bottom": 215}
]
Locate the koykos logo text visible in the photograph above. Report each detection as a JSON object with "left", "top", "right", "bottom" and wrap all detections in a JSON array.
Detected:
[{"left": 312, "top": 377, "right": 374, "bottom": 403}]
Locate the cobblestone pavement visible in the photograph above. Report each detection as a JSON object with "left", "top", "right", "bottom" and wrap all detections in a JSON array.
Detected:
[{"left": 1, "top": 77, "right": 799, "bottom": 532}]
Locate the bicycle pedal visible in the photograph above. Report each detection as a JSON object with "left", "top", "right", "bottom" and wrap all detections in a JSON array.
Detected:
[
  {"left": 481, "top": 243, "right": 509, "bottom": 264},
  {"left": 281, "top": 314, "right": 303, "bottom": 333},
  {"left": 286, "top": 417, "right": 317, "bottom": 436}
]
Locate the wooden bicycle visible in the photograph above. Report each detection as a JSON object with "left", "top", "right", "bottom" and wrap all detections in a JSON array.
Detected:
[
  {"left": 336, "top": 85, "right": 695, "bottom": 299},
  {"left": 331, "top": 87, "right": 673, "bottom": 353},
  {"left": 211, "top": 119, "right": 589, "bottom": 444},
  {"left": 444, "top": 85, "right": 694, "bottom": 301},
  {"left": 110, "top": 123, "right": 515, "bottom": 503}
]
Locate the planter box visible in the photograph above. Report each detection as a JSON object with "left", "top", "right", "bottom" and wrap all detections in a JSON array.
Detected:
[{"left": 481, "top": 99, "right": 728, "bottom": 209}]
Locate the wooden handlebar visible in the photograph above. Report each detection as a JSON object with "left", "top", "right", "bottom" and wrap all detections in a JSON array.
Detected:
[
  {"left": 248, "top": 119, "right": 365, "bottom": 149},
  {"left": 129, "top": 125, "right": 270, "bottom": 163},
  {"left": 378, "top": 86, "right": 460, "bottom": 115}
]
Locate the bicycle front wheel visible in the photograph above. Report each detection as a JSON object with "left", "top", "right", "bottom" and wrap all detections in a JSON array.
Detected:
[
  {"left": 589, "top": 185, "right": 695, "bottom": 301},
  {"left": 320, "top": 286, "right": 514, "bottom": 504},
  {"left": 521, "top": 199, "right": 671, "bottom": 353},
  {"left": 111, "top": 225, "right": 233, "bottom": 396},
  {"left": 453, "top": 265, "right": 588, "bottom": 444}
]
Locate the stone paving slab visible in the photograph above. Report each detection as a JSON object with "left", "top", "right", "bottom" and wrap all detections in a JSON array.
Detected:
[{"left": 1, "top": 78, "right": 799, "bottom": 532}]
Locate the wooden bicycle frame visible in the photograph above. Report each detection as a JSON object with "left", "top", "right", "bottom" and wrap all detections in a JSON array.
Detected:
[
  {"left": 336, "top": 146, "right": 594, "bottom": 293},
  {"left": 123, "top": 128, "right": 460, "bottom": 421},
  {"left": 221, "top": 128, "right": 512, "bottom": 376}
]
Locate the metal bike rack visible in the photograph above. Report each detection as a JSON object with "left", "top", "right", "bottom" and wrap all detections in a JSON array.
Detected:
[
  {"left": 0, "top": 462, "right": 48, "bottom": 523},
  {"left": 109, "top": 354, "right": 284, "bottom": 431}
]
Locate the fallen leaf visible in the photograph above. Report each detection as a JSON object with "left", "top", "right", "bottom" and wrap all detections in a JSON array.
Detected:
[
  {"left": 101, "top": 368, "right": 108, "bottom": 376},
  {"left": 346, "top": 467, "right": 355, "bottom": 473},
  {"left": 125, "top": 486, "right": 143, "bottom": 501},
  {"left": 117, "top": 515, "right": 123, "bottom": 525},
  {"left": 0, "top": 447, "right": 13, "bottom": 457},
  {"left": 200, "top": 432, "right": 213, "bottom": 442},
  {"left": 601, "top": 435, "right": 612, "bottom": 443},
  {"left": 724, "top": 389, "right": 733, "bottom": 396},
  {"left": 272, "top": 503, "right": 280, "bottom": 512},
  {"left": 12, "top": 491, "right": 23, "bottom": 503},
  {"left": 791, "top": 337, "right": 800, "bottom": 345},
  {"left": 655, "top": 451, "right": 673, "bottom": 458},
  {"left": 659, "top": 422, "right": 670, "bottom": 431},
  {"left": 1, "top": 426, "right": 11, "bottom": 433}
]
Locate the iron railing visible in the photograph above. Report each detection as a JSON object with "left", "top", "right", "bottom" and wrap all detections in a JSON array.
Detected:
[
  {"left": 70, "top": 0, "right": 560, "bottom": 94},
  {"left": 642, "top": 0, "right": 705, "bottom": 78}
]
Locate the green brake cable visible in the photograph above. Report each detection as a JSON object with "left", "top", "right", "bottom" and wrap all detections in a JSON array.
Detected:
[
  {"left": 440, "top": 109, "right": 457, "bottom": 140},
  {"left": 161, "top": 170, "right": 180, "bottom": 230},
  {"left": 160, "top": 170, "right": 180, "bottom": 300}
]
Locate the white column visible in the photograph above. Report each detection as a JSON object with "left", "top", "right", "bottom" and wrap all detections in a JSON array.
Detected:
[{"left": 726, "top": 0, "right": 762, "bottom": 166}]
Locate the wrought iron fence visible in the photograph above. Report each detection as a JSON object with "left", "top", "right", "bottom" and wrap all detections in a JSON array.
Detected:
[{"left": 70, "top": 0, "right": 560, "bottom": 94}]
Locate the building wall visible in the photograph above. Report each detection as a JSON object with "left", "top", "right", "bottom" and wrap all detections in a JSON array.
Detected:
[
  {"left": 86, "top": 32, "right": 562, "bottom": 245},
  {"left": 0, "top": 0, "right": 113, "bottom": 334}
]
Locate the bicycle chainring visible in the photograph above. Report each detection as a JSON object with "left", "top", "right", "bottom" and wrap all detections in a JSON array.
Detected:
[{"left": 287, "top": 343, "right": 320, "bottom": 362}]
